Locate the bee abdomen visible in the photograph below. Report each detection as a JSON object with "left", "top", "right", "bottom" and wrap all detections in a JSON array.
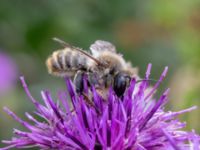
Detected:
[
  {"left": 46, "top": 48, "right": 89, "bottom": 77},
  {"left": 73, "top": 52, "right": 88, "bottom": 69}
]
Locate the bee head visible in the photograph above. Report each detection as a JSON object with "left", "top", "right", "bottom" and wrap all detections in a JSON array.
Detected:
[{"left": 113, "top": 72, "right": 131, "bottom": 97}]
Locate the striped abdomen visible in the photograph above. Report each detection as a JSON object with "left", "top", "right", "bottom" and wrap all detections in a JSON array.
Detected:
[{"left": 46, "top": 48, "right": 89, "bottom": 77}]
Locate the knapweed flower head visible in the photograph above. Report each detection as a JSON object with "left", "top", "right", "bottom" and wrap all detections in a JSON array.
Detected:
[
  {"left": 0, "top": 52, "right": 17, "bottom": 95},
  {"left": 1, "top": 64, "right": 200, "bottom": 150}
]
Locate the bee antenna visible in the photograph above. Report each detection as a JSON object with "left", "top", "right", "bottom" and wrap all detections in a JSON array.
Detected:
[
  {"left": 52, "top": 37, "right": 106, "bottom": 67},
  {"left": 136, "top": 78, "right": 158, "bottom": 83}
]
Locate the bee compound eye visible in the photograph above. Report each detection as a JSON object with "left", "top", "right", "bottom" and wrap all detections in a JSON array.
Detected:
[{"left": 113, "top": 72, "right": 129, "bottom": 97}]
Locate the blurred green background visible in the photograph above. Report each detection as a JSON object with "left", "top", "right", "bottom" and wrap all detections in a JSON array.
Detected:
[{"left": 0, "top": 0, "right": 200, "bottom": 146}]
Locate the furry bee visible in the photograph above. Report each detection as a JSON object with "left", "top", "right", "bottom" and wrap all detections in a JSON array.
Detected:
[{"left": 46, "top": 38, "right": 138, "bottom": 98}]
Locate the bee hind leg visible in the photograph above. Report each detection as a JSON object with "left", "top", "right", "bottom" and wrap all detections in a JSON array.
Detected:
[
  {"left": 74, "top": 71, "right": 96, "bottom": 107},
  {"left": 74, "top": 71, "right": 86, "bottom": 94}
]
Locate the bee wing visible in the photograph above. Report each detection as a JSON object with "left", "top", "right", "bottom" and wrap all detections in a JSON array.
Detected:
[
  {"left": 90, "top": 40, "right": 116, "bottom": 57},
  {"left": 53, "top": 37, "right": 104, "bottom": 66}
]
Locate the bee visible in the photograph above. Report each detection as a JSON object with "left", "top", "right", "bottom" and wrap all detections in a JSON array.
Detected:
[{"left": 46, "top": 38, "right": 139, "bottom": 98}]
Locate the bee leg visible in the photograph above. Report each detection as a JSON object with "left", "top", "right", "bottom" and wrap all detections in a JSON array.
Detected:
[
  {"left": 87, "top": 72, "right": 99, "bottom": 87},
  {"left": 82, "top": 93, "right": 95, "bottom": 107},
  {"left": 74, "top": 71, "right": 85, "bottom": 94},
  {"left": 74, "top": 71, "right": 98, "bottom": 109}
]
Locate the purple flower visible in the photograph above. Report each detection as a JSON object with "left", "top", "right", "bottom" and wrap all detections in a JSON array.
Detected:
[
  {"left": 1, "top": 64, "right": 200, "bottom": 150},
  {"left": 0, "top": 52, "right": 17, "bottom": 95}
]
